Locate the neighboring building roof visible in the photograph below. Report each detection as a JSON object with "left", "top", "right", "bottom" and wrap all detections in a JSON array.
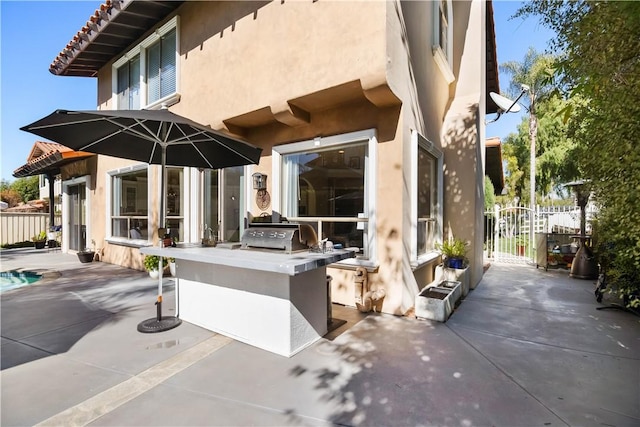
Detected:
[
  {"left": 3, "top": 200, "right": 48, "bottom": 213},
  {"left": 50, "top": 0, "right": 184, "bottom": 77},
  {"left": 485, "top": 136, "right": 504, "bottom": 194},
  {"left": 13, "top": 141, "right": 94, "bottom": 178}
]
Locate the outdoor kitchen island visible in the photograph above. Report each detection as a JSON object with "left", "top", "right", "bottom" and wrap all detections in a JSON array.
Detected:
[{"left": 141, "top": 243, "right": 355, "bottom": 357}]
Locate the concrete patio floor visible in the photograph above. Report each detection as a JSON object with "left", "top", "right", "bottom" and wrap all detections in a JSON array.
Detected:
[{"left": 1, "top": 248, "right": 639, "bottom": 426}]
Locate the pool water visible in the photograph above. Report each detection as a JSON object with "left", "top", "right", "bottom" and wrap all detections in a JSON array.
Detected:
[{"left": 0, "top": 271, "right": 42, "bottom": 293}]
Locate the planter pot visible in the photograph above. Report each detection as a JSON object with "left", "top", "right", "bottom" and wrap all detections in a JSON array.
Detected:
[
  {"left": 148, "top": 269, "right": 160, "bottom": 279},
  {"left": 516, "top": 245, "right": 526, "bottom": 256},
  {"left": 447, "top": 257, "right": 465, "bottom": 269},
  {"left": 436, "top": 264, "right": 471, "bottom": 295},
  {"left": 77, "top": 251, "right": 95, "bottom": 263},
  {"left": 34, "top": 241, "right": 46, "bottom": 250},
  {"left": 436, "top": 280, "right": 462, "bottom": 304},
  {"left": 415, "top": 281, "right": 460, "bottom": 322}
]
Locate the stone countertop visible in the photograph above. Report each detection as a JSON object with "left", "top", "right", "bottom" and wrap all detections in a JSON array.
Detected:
[{"left": 140, "top": 245, "right": 356, "bottom": 276}]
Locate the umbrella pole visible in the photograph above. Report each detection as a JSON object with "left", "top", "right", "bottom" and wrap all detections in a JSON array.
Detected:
[
  {"left": 158, "top": 144, "right": 166, "bottom": 306},
  {"left": 137, "top": 141, "right": 181, "bottom": 333},
  {"left": 157, "top": 256, "right": 163, "bottom": 321}
]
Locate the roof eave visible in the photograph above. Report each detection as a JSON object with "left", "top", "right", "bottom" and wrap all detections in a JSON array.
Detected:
[
  {"left": 13, "top": 151, "right": 95, "bottom": 178},
  {"left": 50, "top": 0, "right": 183, "bottom": 77},
  {"left": 486, "top": 0, "right": 500, "bottom": 114}
]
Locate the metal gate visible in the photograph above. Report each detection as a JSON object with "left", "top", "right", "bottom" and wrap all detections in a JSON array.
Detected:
[
  {"left": 484, "top": 206, "right": 536, "bottom": 264},
  {"left": 484, "top": 204, "right": 592, "bottom": 265}
]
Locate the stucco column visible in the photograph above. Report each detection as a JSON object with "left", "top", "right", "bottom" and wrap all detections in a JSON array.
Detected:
[{"left": 442, "top": 96, "right": 483, "bottom": 288}]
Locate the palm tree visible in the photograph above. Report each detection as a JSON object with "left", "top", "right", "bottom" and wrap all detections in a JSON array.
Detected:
[{"left": 500, "top": 47, "right": 556, "bottom": 208}]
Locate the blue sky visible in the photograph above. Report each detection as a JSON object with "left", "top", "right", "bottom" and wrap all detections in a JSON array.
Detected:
[
  {"left": 0, "top": 1, "right": 97, "bottom": 182},
  {"left": 0, "top": 0, "right": 555, "bottom": 182},
  {"left": 488, "top": 0, "right": 556, "bottom": 139}
]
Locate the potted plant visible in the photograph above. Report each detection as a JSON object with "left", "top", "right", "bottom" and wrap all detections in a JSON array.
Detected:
[
  {"left": 77, "top": 239, "right": 96, "bottom": 263},
  {"left": 168, "top": 257, "right": 176, "bottom": 277},
  {"left": 143, "top": 255, "right": 171, "bottom": 278},
  {"left": 32, "top": 231, "right": 47, "bottom": 249},
  {"left": 515, "top": 235, "right": 528, "bottom": 256},
  {"left": 144, "top": 255, "right": 161, "bottom": 279},
  {"left": 436, "top": 237, "right": 469, "bottom": 269},
  {"left": 435, "top": 237, "right": 471, "bottom": 295}
]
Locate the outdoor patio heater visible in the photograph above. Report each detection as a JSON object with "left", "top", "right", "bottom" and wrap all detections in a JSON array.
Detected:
[{"left": 565, "top": 181, "right": 599, "bottom": 280}]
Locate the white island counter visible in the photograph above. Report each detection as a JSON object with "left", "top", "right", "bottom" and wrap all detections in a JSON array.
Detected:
[{"left": 141, "top": 245, "right": 355, "bottom": 357}]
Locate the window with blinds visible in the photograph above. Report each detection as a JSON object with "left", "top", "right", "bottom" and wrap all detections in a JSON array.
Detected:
[
  {"left": 113, "top": 16, "right": 178, "bottom": 110},
  {"left": 117, "top": 55, "right": 140, "bottom": 109},
  {"left": 147, "top": 29, "right": 177, "bottom": 104}
]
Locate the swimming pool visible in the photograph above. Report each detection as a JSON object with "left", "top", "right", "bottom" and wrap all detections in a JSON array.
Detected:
[{"left": 0, "top": 270, "right": 42, "bottom": 293}]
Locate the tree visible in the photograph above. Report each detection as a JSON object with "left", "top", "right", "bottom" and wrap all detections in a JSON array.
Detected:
[
  {"left": 484, "top": 176, "right": 495, "bottom": 211},
  {"left": 535, "top": 95, "right": 577, "bottom": 194},
  {"left": 11, "top": 176, "right": 40, "bottom": 203},
  {"left": 500, "top": 121, "right": 529, "bottom": 204},
  {"left": 500, "top": 47, "right": 557, "bottom": 207},
  {"left": 1, "top": 179, "right": 22, "bottom": 207},
  {"left": 498, "top": 94, "right": 582, "bottom": 204},
  {"left": 0, "top": 188, "right": 22, "bottom": 207},
  {"left": 518, "top": 1, "right": 640, "bottom": 306}
]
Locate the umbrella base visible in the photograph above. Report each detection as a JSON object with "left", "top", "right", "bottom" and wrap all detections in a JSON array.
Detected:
[{"left": 137, "top": 316, "right": 182, "bottom": 333}]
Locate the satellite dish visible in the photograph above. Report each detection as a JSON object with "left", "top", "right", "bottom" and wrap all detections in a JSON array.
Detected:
[{"left": 490, "top": 92, "right": 521, "bottom": 113}]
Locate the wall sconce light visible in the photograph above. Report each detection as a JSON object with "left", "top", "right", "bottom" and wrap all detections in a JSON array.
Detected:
[{"left": 252, "top": 172, "right": 267, "bottom": 190}]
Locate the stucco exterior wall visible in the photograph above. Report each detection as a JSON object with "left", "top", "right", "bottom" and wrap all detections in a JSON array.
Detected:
[
  {"left": 391, "top": 0, "right": 457, "bottom": 313},
  {"left": 80, "top": 0, "right": 485, "bottom": 315},
  {"left": 370, "top": 1, "right": 482, "bottom": 314},
  {"left": 441, "top": 0, "right": 486, "bottom": 288},
  {"left": 176, "top": 1, "right": 388, "bottom": 129}
]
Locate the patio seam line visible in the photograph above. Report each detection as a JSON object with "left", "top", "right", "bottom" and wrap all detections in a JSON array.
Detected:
[
  {"left": 0, "top": 335, "right": 58, "bottom": 357},
  {"left": 156, "top": 379, "right": 333, "bottom": 425},
  {"left": 58, "top": 335, "right": 219, "bottom": 378},
  {"left": 0, "top": 312, "right": 115, "bottom": 343},
  {"left": 599, "top": 405, "right": 640, "bottom": 422},
  {"left": 2, "top": 310, "right": 117, "bottom": 346},
  {"left": 33, "top": 334, "right": 233, "bottom": 427},
  {"left": 448, "top": 323, "right": 640, "bottom": 361},
  {"left": 463, "top": 296, "right": 606, "bottom": 318},
  {"left": 446, "top": 323, "right": 572, "bottom": 427}
]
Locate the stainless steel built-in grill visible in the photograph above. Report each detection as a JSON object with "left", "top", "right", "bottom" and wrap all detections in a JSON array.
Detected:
[{"left": 241, "top": 223, "right": 318, "bottom": 254}]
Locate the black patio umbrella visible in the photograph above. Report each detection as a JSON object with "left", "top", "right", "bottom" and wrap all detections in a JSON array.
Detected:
[
  {"left": 21, "top": 108, "right": 263, "bottom": 332},
  {"left": 21, "top": 108, "right": 262, "bottom": 225}
]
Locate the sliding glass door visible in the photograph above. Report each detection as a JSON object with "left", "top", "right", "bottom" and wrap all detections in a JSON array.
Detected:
[{"left": 68, "top": 184, "right": 87, "bottom": 252}]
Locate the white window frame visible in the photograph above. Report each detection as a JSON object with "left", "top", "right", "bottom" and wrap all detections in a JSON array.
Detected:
[
  {"left": 432, "top": 0, "right": 455, "bottom": 84},
  {"left": 198, "top": 166, "right": 247, "bottom": 244},
  {"left": 105, "top": 163, "right": 152, "bottom": 248},
  {"left": 112, "top": 16, "right": 180, "bottom": 110},
  {"left": 115, "top": 54, "right": 141, "bottom": 110},
  {"left": 161, "top": 166, "right": 188, "bottom": 243},
  {"left": 411, "top": 130, "right": 443, "bottom": 267},
  {"left": 272, "top": 129, "right": 378, "bottom": 268}
]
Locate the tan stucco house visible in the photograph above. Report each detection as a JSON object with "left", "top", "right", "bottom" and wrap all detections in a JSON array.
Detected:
[{"left": 42, "top": 0, "right": 500, "bottom": 316}]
